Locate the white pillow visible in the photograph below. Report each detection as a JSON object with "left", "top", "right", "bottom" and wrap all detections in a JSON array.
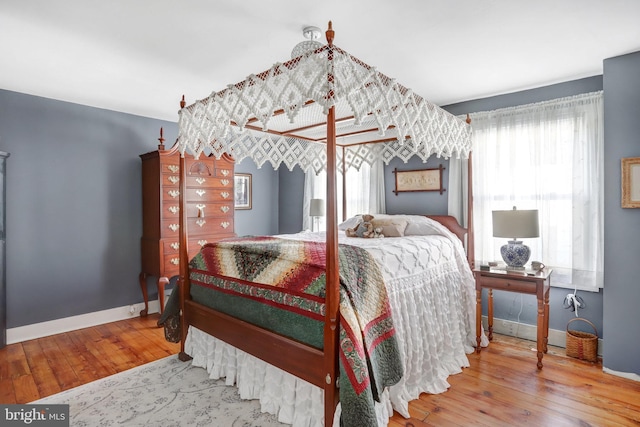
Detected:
[
  {"left": 402, "top": 215, "right": 442, "bottom": 236},
  {"left": 338, "top": 215, "right": 363, "bottom": 231},
  {"left": 339, "top": 213, "right": 442, "bottom": 236}
]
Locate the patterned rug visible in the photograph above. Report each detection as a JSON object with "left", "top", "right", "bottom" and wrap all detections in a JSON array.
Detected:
[{"left": 33, "top": 355, "right": 289, "bottom": 426}]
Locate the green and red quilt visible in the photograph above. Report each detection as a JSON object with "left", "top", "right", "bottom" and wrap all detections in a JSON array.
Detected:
[{"left": 188, "top": 236, "right": 403, "bottom": 426}]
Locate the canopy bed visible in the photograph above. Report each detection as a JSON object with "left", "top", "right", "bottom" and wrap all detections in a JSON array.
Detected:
[{"left": 171, "top": 22, "right": 479, "bottom": 426}]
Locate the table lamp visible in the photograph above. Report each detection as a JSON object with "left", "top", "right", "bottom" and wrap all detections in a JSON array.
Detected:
[
  {"left": 309, "top": 198, "right": 325, "bottom": 232},
  {"left": 492, "top": 206, "right": 539, "bottom": 270}
]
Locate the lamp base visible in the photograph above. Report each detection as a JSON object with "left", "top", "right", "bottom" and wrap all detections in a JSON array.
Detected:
[{"left": 500, "top": 240, "right": 531, "bottom": 269}]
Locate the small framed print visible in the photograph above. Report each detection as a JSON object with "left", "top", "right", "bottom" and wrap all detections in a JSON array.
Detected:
[
  {"left": 234, "top": 173, "right": 252, "bottom": 210},
  {"left": 621, "top": 157, "right": 640, "bottom": 208},
  {"left": 392, "top": 164, "right": 446, "bottom": 195}
]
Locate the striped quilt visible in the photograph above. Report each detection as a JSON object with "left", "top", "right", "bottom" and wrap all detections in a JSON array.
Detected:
[{"left": 189, "top": 236, "right": 403, "bottom": 426}]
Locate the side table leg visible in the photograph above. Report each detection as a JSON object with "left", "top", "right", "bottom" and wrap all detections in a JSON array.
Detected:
[
  {"left": 537, "top": 295, "right": 544, "bottom": 369},
  {"left": 544, "top": 288, "right": 550, "bottom": 353},
  {"left": 139, "top": 272, "right": 149, "bottom": 317},
  {"left": 488, "top": 289, "right": 494, "bottom": 341},
  {"left": 476, "top": 288, "right": 482, "bottom": 353}
]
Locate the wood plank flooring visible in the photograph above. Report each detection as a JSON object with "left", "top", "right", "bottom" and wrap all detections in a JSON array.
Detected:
[{"left": 1, "top": 315, "right": 639, "bottom": 426}]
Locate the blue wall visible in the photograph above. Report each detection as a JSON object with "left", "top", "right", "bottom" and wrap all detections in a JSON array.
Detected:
[
  {"left": 602, "top": 51, "right": 640, "bottom": 376},
  {"left": 278, "top": 166, "right": 305, "bottom": 234},
  {"left": 0, "top": 89, "right": 277, "bottom": 328}
]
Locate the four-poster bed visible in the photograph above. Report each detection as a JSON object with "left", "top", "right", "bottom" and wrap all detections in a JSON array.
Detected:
[{"left": 171, "top": 22, "right": 478, "bottom": 426}]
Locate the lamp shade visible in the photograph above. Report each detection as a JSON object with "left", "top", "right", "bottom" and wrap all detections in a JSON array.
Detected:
[
  {"left": 492, "top": 208, "right": 539, "bottom": 239},
  {"left": 309, "top": 199, "right": 325, "bottom": 217}
]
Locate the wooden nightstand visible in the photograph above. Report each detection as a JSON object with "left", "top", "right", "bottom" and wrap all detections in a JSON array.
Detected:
[{"left": 474, "top": 267, "right": 552, "bottom": 369}]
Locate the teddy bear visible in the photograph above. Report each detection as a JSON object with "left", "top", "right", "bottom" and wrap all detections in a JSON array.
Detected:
[{"left": 345, "top": 214, "right": 383, "bottom": 238}]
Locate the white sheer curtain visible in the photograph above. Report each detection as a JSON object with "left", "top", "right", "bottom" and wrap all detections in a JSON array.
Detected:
[
  {"left": 469, "top": 91, "right": 604, "bottom": 291},
  {"left": 447, "top": 157, "right": 469, "bottom": 227},
  {"left": 303, "top": 160, "right": 386, "bottom": 231}
]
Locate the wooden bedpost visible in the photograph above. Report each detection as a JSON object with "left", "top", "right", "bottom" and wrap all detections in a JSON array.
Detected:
[
  {"left": 178, "top": 98, "right": 192, "bottom": 362},
  {"left": 323, "top": 20, "right": 339, "bottom": 427},
  {"left": 466, "top": 114, "right": 475, "bottom": 269}
]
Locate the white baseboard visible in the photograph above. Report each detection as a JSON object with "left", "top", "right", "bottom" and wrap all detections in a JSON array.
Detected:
[
  {"left": 602, "top": 367, "right": 640, "bottom": 382},
  {"left": 6, "top": 300, "right": 162, "bottom": 345},
  {"left": 482, "top": 315, "right": 604, "bottom": 357}
]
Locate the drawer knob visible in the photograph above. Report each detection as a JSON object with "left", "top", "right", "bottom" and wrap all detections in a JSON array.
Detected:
[
  {"left": 221, "top": 169, "right": 230, "bottom": 176},
  {"left": 221, "top": 221, "right": 230, "bottom": 229},
  {"left": 170, "top": 242, "right": 179, "bottom": 250},
  {"left": 196, "top": 178, "right": 206, "bottom": 185},
  {"left": 170, "top": 258, "right": 179, "bottom": 265},
  {"left": 168, "top": 176, "right": 179, "bottom": 184},
  {"left": 198, "top": 240, "right": 208, "bottom": 246},
  {"left": 168, "top": 224, "right": 179, "bottom": 232},
  {"left": 221, "top": 179, "right": 230, "bottom": 186},
  {"left": 220, "top": 206, "right": 230, "bottom": 213},
  {"left": 196, "top": 219, "right": 206, "bottom": 227},
  {"left": 167, "top": 165, "right": 179, "bottom": 173},
  {"left": 221, "top": 191, "right": 230, "bottom": 199},
  {"left": 196, "top": 204, "right": 206, "bottom": 217},
  {"left": 168, "top": 190, "right": 180, "bottom": 198},
  {"left": 196, "top": 190, "right": 206, "bottom": 197},
  {"left": 168, "top": 206, "right": 179, "bottom": 214}
]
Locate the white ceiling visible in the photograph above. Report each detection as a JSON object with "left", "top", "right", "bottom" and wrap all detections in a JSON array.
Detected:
[{"left": 2, "top": 0, "right": 639, "bottom": 122}]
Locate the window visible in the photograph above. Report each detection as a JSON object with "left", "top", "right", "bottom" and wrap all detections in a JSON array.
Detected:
[
  {"left": 303, "top": 160, "right": 386, "bottom": 231},
  {"left": 470, "top": 91, "right": 604, "bottom": 291}
]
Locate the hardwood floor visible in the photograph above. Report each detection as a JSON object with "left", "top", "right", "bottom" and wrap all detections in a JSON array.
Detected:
[
  {"left": 1, "top": 316, "right": 639, "bottom": 426},
  {"left": 0, "top": 314, "right": 179, "bottom": 404}
]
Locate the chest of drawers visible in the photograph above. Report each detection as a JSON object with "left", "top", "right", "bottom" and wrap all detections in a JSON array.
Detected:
[{"left": 139, "top": 143, "right": 235, "bottom": 315}]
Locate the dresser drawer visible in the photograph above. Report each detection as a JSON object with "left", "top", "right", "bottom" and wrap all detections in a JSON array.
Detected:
[
  {"left": 161, "top": 217, "right": 234, "bottom": 237},
  {"left": 163, "top": 238, "right": 218, "bottom": 255},
  {"left": 185, "top": 175, "right": 233, "bottom": 189},
  {"left": 162, "top": 188, "right": 182, "bottom": 202},
  {"left": 187, "top": 217, "right": 234, "bottom": 236},
  {"left": 163, "top": 254, "right": 181, "bottom": 272},
  {"left": 161, "top": 202, "right": 233, "bottom": 219},
  {"left": 480, "top": 275, "right": 537, "bottom": 294},
  {"left": 214, "top": 167, "right": 233, "bottom": 178},
  {"left": 184, "top": 188, "right": 233, "bottom": 203},
  {"left": 185, "top": 201, "right": 233, "bottom": 218},
  {"left": 162, "top": 202, "right": 181, "bottom": 219},
  {"left": 161, "top": 174, "right": 181, "bottom": 187}
]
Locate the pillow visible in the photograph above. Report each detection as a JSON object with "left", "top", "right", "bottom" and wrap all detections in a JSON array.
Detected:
[
  {"left": 402, "top": 215, "right": 442, "bottom": 236},
  {"left": 338, "top": 215, "right": 362, "bottom": 231},
  {"left": 371, "top": 218, "right": 409, "bottom": 237}
]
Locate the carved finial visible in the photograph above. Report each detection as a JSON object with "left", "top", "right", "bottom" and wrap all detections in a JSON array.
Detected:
[
  {"left": 466, "top": 113, "right": 471, "bottom": 124},
  {"left": 326, "top": 21, "right": 334, "bottom": 46},
  {"left": 158, "top": 127, "right": 165, "bottom": 150},
  {"left": 180, "top": 95, "right": 186, "bottom": 109}
]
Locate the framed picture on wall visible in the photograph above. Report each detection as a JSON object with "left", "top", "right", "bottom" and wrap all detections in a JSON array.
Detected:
[
  {"left": 621, "top": 157, "right": 640, "bottom": 208},
  {"left": 392, "top": 164, "right": 446, "bottom": 195},
  {"left": 234, "top": 173, "right": 252, "bottom": 210}
]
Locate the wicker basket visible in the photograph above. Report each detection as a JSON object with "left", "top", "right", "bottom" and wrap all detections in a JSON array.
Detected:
[{"left": 566, "top": 318, "right": 598, "bottom": 362}]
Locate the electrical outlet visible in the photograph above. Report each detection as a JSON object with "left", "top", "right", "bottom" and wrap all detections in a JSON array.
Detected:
[{"left": 129, "top": 305, "right": 136, "bottom": 315}]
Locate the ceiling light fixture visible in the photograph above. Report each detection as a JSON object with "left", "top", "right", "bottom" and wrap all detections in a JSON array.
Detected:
[{"left": 291, "top": 26, "right": 323, "bottom": 59}]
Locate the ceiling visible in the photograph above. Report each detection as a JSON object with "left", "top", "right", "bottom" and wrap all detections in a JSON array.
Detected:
[{"left": 2, "top": 0, "right": 639, "bottom": 122}]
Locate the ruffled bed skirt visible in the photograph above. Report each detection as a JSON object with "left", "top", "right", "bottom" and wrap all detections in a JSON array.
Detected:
[
  {"left": 185, "top": 267, "right": 487, "bottom": 427},
  {"left": 186, "top": 326, "right": 393, "bottom": 426}
]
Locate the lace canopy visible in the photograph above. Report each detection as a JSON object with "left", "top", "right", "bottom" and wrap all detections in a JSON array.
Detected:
[{"left": 177, "top": 24, "right": 471, "bottom": 174}]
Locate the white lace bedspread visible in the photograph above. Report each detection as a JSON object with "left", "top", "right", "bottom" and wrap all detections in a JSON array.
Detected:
[{"left": 185, "top": 221, "right": 488, "bottom": 426}]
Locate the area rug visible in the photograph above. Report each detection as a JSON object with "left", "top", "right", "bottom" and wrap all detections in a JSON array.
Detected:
[{"left": 33, "top": 355, "right": 289, "bottom": 426}]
